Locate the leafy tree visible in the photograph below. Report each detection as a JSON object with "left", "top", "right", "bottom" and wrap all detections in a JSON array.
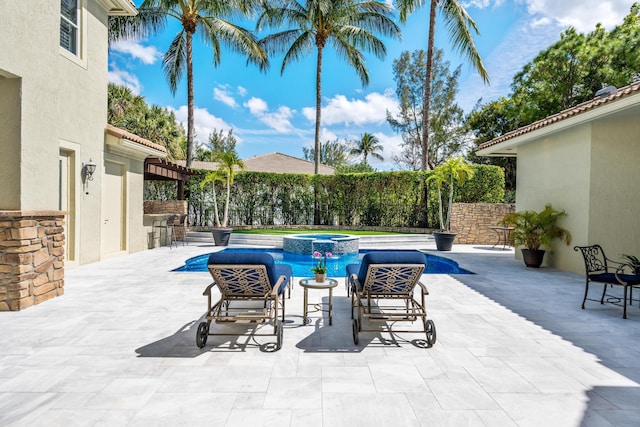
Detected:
[
  {"left": 303, "top": 138, "right": 351, "bottom": 168},
  {"left": 466, "top": 97, "right": 519, "bottom": 192},
  {"left": 396, "top": 0, "right": 489, "bottom": 171},
  {"left": 507, "top": 3, "right": 640, "bottom": 125},
  {"left": 388, "top": 49, "right": 469, "bottom": 170},
  {"left": 199, "top": 130, "right": 244, "bottom": 227},
  {"left": 350, "top": 133, "right": 384, "bottom": 165},
  {"left": 107, "top": 83, "right": 185, "bottom": 160},
  {"left": 257, "top": 0, "right": 401, "bottom": 175},
  {"left": 109, "top": 0, "right": 268, "bottom": 167}
]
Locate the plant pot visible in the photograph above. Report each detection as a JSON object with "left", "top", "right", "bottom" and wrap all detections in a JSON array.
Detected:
[
  {"left": 521, "top": 248, "right": 545, "bottom": 268},
  {"left": 433, "top": 231, "right": 457, "bottom": 251},
  {"left": 314, "top": 273, "right": 326, "bottom": 283},
  {"left": 212, "top": 228, "right": 233, "bottom": 246}
]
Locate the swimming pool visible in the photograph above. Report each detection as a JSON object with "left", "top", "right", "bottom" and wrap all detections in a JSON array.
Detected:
[{"left": 174, "top": 248, "right": 473, "bottom": 277}]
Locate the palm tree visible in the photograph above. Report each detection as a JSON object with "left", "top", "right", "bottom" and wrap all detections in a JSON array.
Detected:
[
  {"left": 257, "top": 0, "right": 401, "bottom": 174},
  {"left": 200, "top": 145, "right": 244, "bottom": 227},
  {"left": 350, "top": 132, "right": 384, "bottom": 165},
  {"left": 396, "top": 0, "right": 489, "bottom": 171},
  {"left": 109, "top": 0, "right": 268, "bottom": 167}
]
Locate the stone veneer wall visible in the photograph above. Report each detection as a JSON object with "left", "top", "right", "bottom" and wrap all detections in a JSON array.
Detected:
[
  {"left": 143, "top": 200, "right": 187, "bottom": 216},
  {"left": 0, "top": 211, "right": 66, "bottom": 311},
  {"left": 450, "top": 203, "right": 515, "bottom": 244}
]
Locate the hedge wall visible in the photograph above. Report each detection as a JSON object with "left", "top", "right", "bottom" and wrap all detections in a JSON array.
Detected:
[{"left": 187, "top": 164, "right": 505, "bottom": 229}]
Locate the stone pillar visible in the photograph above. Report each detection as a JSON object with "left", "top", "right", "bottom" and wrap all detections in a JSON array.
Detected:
[{"left": 0, "top": 211, "right": 66, "bottom": 311}]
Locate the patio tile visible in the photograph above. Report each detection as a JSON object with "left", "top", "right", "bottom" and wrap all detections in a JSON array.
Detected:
[
  {"left": 1, "top": 244, "right": 639, "bottom": 426},
  {"left": 426, "top": 376, "right": 499, "bottom": 410},
  {"left": 322, "top": 392, "right": 419, "bottom": 427}
]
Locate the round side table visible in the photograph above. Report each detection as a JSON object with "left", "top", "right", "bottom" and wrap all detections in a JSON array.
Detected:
[{"left": 299, "top": 277, "right": 339, "bottom": 325}]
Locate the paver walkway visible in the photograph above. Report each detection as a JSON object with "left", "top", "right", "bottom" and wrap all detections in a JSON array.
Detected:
[{"left": 1, "top": 243, "right": 638, "bottom": 426}]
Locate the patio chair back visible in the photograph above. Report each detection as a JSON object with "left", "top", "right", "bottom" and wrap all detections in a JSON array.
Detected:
[
  {"left": 574, "top": 244, "right": 609, "bottom": 276},
  {"left": 207, "top": 251, "right": 288, "bottom": 296},
  {"left": 356, "top": 251, "right": 426, "bottom": 295}
]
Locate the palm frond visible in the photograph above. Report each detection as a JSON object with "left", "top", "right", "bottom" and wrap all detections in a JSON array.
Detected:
[
  {"left": 440, "top": 0, "right": 489, "bottom": 83},
  {"left": 162, "top": 31, "right": 187, "bottom": 94}
]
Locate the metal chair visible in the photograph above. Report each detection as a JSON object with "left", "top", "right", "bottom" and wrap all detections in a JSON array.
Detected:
[
  {"left": 152, "top": 214, "right": 176, "bottom": 248},
  {"left": 196, "top": 252, "right": 293, "bottom": 351},
  {"left": 347, "top": 250, "right": 436, "bottom": 347},
  {"left": 171, "top": 214, "right": 188, "bottom": 246},
  {"left": 574, "top": 244, "right": 640, "bottom": 319}
]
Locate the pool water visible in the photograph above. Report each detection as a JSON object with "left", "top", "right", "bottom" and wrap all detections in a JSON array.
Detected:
[{"left": 174, "top": 248, "right": 473, "bottom": 277}]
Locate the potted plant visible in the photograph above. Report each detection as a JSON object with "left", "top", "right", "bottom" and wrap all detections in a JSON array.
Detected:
[
  {"left": 311, "top": 251, "right": 332, "bottom": 283},
  {"left": 426, "top": 157, "right": 475, "bottom": 251},
  {"left": 620, "top": 254, "right": 640, "bottom": 275},
  {"left": 500, "top": 204, "right": 572, "bottom": 268},
  {"left": 200, "top": 130, "right": 244, "bottom": 246}
]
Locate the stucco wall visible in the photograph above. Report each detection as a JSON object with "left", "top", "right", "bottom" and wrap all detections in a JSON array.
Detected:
[
  {"left": 515, "top": 125, "right": 592, "bottom": 273},
  {"left": 0, "top": 1, "right": 110, "bottom": 266},
  {"left": 588, "top": 113, "right": 640, "bottom": 261}
]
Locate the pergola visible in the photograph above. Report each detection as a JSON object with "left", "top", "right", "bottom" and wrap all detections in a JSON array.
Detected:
[{"left": 144, "top": 157, "right": 197, "bottom": 200}]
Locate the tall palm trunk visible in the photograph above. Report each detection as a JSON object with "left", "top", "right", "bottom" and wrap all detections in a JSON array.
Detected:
[
  {"left": 421, "top": 0, "right": 437, "bottom": 171},
  {"left": 186, "top": 30, "right": 195, "bottom": 167},
  {"left": 314, "top": 47, "right": 323, "bottom": 175},
  {"left": 313, "top": 46, "right": 324, "bottom": 224}
]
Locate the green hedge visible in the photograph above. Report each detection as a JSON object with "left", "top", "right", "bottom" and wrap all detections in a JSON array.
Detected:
[{"left": 186, "top": 164, "right": 505, "bottom": 228}]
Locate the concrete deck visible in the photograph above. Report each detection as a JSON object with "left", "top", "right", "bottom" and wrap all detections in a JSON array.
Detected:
[{"left": 1, "top": 241, "right": 639, "bottom": 426}]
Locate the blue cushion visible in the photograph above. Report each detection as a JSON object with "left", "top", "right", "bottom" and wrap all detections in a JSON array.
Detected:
[
  {"left": 208, "top": 251, "right": 287, "bottom": 293},
  {"left": 348, "top": 251, "right": 426, "bottom": 291},
  {"left": 590, "top": 272, "right": 640, "bottom": 285}
]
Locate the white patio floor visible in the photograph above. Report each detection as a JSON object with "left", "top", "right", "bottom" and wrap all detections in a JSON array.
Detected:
[{"left": 1, "top": 241, "right": 639, "bottom": 426}]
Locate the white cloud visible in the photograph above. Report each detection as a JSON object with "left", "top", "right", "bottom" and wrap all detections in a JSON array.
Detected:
[
  {"left": 521, "top": 0, "right": 635, "bottom": 32},
  {"left": 302, "top": 91, "right": 399, "bottom": 126},
  {"left": 237, "top": 86, "right": 248, "bottom": 97},
  {"left": 244, "top": 97, "right": 269, "bottom": 116},
  {"left": 457, "top": 0, "right": 636, "bottom": 112},
  {"left": 169, "top": 105, "right": 233, "bottom": 146},
  {"left": 213, "top": 85, "right": 239, "bottom": 108},
  {"left": 108, "top": 64, "right": 142, "bottom": 94},
  {"left": 243, "top": 97, "right": 295, "bottom": 133},
  {"left": 109, "top": 40, "right": 161, "bottom": 64}
]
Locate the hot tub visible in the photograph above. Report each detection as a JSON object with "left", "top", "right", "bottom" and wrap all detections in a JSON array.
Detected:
[{"left": 282, "top": 234, "right": 359, "bottom": 255}]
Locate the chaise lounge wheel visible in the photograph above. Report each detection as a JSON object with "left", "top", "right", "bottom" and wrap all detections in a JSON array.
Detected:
[
  {"left": 425, "top": 319, "right": 436, "bottom": 347},
  {"left": 352, "top": 319, "right": 359, "bottom": 345},
  {"left": 196, "top": 322, "right": 209, "bottom": 348}
]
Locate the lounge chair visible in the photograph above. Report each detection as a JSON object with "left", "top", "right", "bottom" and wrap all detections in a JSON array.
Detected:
[
  {"left": 347, "top": 250, "right": 436, "bottom": 347},
  {"left": 574, "top": 244, "right": 640, "bottom": 318},
  {"left": 196, "top": 251, "right": 292, "bottom": 350}
]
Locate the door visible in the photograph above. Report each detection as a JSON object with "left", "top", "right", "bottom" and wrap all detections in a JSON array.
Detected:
[
  {"left": 101, "top": 161, "right": 125, "bottom": 257},
  {"left": 58, "top": 151, "right": 75, "bottom": 263}
]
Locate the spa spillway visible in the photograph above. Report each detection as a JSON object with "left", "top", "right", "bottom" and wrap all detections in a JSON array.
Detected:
[{"left": 282, "top": 234, "right": 359, "bottom": 255}]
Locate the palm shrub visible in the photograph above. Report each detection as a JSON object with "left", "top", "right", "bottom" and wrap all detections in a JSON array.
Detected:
[
  {"left": 500, "top": 204, "right": 572, "bottom": 251},
  {"left": 426, "top": 157, "right": 475, "bottom": 231}
]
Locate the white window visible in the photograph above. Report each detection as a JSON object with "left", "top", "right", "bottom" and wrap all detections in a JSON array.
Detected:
[{"left": 60, "top": 0, "right": 79, "bottom": 55}]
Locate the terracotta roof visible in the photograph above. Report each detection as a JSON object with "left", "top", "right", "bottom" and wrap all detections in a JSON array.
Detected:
[
  {"left": 478, "top": 81, "right": 640, "bottom": 151},
  {"left": 105, "top": 124, "right": 167, "bottom": 154},
  {"left": 177, "top": 152, "right": 336, "bottom": 175}
]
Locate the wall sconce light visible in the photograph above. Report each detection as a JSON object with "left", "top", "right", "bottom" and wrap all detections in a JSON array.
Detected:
[
  {"left": 82, "top": 159, "right": 96, "bottom": 194},
  {"left": 82, "top": 159, "right": 96, "bottom": 182}
]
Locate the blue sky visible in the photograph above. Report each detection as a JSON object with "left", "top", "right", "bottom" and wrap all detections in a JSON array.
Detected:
[{"left": 108, "top": 0, "right": 636, "bottom": 170}]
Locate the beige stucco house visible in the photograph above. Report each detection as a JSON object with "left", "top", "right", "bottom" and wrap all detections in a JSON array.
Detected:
[
  {"left": 0, "top": 0, "right": 173, "bottom": 310},
  {"left": 478, "top": 82, "right": 640, "bottom": 274}
]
